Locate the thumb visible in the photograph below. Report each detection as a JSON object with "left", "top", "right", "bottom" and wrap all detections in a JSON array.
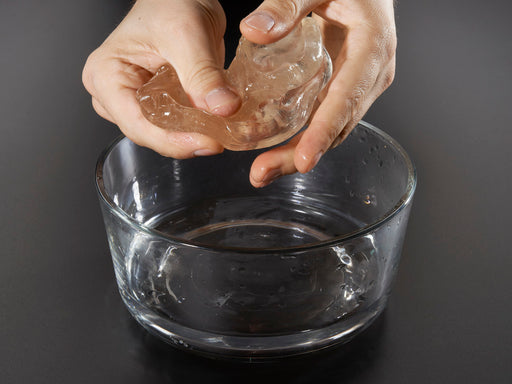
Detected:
[
  {"left": 240, "top": 0, "right": 325, "bottom": 44},
  {"left": 181, "top": 54, "right": 241, "bottom": 117},
  {"left": 159, "top": 34, "right": 240, "bottom": 117}
]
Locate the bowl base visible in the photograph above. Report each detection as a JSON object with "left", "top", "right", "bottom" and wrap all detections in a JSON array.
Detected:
[{"left": 119, "top": 288, "right": 387, "bottom": 360}]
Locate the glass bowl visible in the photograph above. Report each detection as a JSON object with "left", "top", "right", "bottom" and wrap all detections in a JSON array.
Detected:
[{"left": 95, "top": 121, "right": 416, "bottom": 360}]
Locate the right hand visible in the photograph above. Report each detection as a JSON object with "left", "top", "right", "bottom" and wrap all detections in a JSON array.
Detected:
[
  {"left": 240, "top": 0, "right": 397, "bottom": 187},
  {"left": 82, "top": 0, "right": 241, "bottom": 158}
]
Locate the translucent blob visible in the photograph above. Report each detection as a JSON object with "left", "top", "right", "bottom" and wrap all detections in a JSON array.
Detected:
[{"left": 137, "top": 17, "right": 332, "bottom": 151}]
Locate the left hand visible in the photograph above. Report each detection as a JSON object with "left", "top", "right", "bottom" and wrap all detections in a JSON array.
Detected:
[{"left": 240, "top": 0, "right": 397, "bottom": 187}]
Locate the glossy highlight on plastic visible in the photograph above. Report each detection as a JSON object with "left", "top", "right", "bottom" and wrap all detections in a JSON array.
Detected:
[{"left": 137, "top": 17, "right": 332, "bottom": 150}]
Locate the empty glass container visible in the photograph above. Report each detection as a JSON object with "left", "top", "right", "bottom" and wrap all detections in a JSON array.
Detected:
[{"left": 95, "top": 121, "right": 416, "bottom": 359}]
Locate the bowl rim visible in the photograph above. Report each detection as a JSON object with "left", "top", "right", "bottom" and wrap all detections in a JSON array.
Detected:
[{"left": 95, "top": 120, "right": 417, "bottom": 254}]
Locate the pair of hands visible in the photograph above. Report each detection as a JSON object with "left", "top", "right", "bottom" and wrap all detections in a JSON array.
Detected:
[{"left": 83, "top": 0, "right": 396, "bottom": 187}]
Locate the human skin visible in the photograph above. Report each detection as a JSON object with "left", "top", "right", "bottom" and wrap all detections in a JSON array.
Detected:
[{"left": 82, "top": 0, "right": 396, "bottom": 187}]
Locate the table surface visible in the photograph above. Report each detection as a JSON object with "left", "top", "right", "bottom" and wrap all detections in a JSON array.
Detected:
[{"left": 1, "top": 1, "right": 511, "bottom": 383}]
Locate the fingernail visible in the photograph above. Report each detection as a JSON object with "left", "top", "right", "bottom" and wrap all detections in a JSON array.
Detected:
[
  {"left": 243, "top": 12, "right": 275, "bottom": 33},
  {"left": 193, "top": 148, "right": 218, "bottom": 157},
  {"left": 311, "top": 151, "right": 323, "bottom": 170},
  {"left": 301, "top": 151, "right": 323, "bottom": 173},
  {"left": 205, "top": 88, "right": 240, "bottom": 116}
]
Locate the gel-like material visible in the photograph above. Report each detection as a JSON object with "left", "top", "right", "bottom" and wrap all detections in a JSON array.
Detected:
[{"left": 137, "top": 17, "right": 332, "bottom": 150}]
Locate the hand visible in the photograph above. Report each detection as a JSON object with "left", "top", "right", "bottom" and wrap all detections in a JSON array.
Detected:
[
  {"left": 82, "top": 0, "right": 241, "bottom": 158},
  {"left": 242, "top": 0, "right": 397, "bottom": 187}
]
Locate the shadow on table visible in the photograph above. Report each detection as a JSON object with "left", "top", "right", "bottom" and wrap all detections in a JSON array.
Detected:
[
  {"left": 104, "top": 279, "right": 386, "bottom": 383},
  {"left": 124, "top": 309, "right": 387, "bottom": 384}
]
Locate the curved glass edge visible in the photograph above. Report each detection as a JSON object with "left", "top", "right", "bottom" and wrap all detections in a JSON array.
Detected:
[
  {"left": 125, "top": 294, "right": 385, "bottom": 360},
  {"left": 95, "top": 120, "right": 417, "bottom": 254}
]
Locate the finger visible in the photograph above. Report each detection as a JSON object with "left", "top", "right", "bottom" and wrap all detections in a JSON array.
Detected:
[
  {"left": 240, "top": 0, "right": 327, "bottom": 44},
  {"left": 249, "top": 133, "right": 303, "bottom": 188},
  {"left": 94, "top": 61, "right": 224, "bottom": 159},
  {"left": 155, "top": 13, "right": 240, "bottom": 116},
  {"left": 329, "top": 59, "right": 396, "bottom": 150},
  {"left": 113, "top": 87, "right": 224, "bottom": 159},
  {"left": 294, "top": 34, "right": 382, "bottom": 173},
  {"left": 250, "top": 32, "right": 396, "bottom": 182}
]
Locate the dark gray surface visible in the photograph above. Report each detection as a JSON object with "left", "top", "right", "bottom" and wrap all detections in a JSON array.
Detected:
[{"left": 1, "top": 1, "right": 511, "bottom": 383}]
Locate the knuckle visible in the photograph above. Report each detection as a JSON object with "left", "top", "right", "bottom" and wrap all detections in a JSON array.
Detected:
[
  {"left": 264, "top": 0, "right": 300, "bottom": 20},
  {"left": 345, "top": 85, "right": 366, "bottom": 117},
  {"left": 196, "top": 1, "right": 226, "bottom": 35},
  {"left": 185, "top": 60, "right": 223, "bottom": 91},
  {"left": 384, "top": 38, "right": 397, "bottom": 62},
  {"left": 376, "top": 26, "right": 397, "bottom": 61},
  {"left": 363, "top": 22, "right": 396, "bottom": 62},
  {"left": 91, "top": 98, "right": 104, "bottom": 115},
  {"left": 82, "top": 50, "right": 100, "bottom": 93},
  {"left": 382, "top": 65, "right": 395, "bottom": 88},
  {"left": 285, "top": 0, "right": 300, "bottom": 18}
]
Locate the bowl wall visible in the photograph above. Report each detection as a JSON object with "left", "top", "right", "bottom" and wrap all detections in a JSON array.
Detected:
[{"left": 96, "top": 121, "right": 416, "bottom": 358}]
